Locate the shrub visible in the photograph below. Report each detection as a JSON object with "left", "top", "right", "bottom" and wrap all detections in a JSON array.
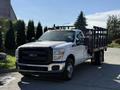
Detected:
[{"left": 114, "top": 38, "right": 120, "bottom": 44}]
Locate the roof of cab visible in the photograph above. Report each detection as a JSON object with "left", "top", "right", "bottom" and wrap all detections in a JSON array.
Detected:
[{"left": 47, "top": 29, "right": 82, "bottom": 32}]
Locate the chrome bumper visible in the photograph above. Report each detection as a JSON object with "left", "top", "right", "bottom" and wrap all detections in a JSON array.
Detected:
[{"left": 17, "top": 62, "right": 65, "bottom": 73}]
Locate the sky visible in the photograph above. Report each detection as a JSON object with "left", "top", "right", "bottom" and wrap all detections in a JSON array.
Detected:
[{"left": 11, "top": 0, "right": 120, "bottom": 28}]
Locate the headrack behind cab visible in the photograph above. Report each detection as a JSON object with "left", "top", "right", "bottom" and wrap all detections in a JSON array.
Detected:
[{"left": 85, "top": 26, "right": 108, "bottom": 53}]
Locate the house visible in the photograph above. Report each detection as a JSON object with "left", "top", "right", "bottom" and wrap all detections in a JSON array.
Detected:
[{"left": 0, "top": 0, "right": 17, "bottom": 20}]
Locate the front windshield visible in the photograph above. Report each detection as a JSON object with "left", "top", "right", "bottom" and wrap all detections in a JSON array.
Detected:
[{"left": 38, "top": 31, "right": 75, "bottom": 42}]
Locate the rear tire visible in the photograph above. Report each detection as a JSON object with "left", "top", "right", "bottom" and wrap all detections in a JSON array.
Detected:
[
  {"left": 62, "top": 58, "right": 74, "bottom": 80},
  {"left": 91, "top": 50, "right": 103, "bottom": 65},
  {"left": 101, "top": 50, "right": 104, "bottom": 62}
]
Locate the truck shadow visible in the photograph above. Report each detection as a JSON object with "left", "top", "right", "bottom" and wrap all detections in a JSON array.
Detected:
[{"left": 18, "top": 62, "right": 120, "bottom": 90}]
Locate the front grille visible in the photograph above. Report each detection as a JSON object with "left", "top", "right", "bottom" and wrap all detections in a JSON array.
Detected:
[
  {"left": 19, "top": 65, "right": 48, "bottom": 71},
  {"left": 18, "top": 47, "right": 53, "bottom": 65}
]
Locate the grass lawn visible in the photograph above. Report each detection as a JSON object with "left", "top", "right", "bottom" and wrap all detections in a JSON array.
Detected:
[
  {"left": 108, "top": 42, "right": 120, "bottom": 48},
  {"left": 0, "top": 55, "right": 16, "bottom": 69}
]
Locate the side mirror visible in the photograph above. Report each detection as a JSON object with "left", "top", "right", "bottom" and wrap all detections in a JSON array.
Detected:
[
  {"left": 76, "top": 40, "right": 80, "bottom": 45},
  {"left": 76, "top": 38, "right": 81, "bottom": 45},
  {"left": 76, "top": 38, "right": 85, "bottom": 45}
]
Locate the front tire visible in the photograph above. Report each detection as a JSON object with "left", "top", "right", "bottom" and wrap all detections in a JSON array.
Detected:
[{"left": 63, "top": 58, "right": 74, "bottom": 80}]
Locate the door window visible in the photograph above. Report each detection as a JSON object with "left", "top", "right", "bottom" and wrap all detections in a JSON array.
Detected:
[{"left": 76, "top": 32, "right": 84, "bottom": 45}]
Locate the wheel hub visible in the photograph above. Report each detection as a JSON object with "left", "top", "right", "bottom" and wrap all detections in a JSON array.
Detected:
[{"left": 67, "top": 64, "right": 73, "bottom": 78}]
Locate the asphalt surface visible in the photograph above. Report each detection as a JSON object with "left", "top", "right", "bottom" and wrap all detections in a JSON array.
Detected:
[{"left": 0, "top": 48, "right": 120, "bottom": 90}]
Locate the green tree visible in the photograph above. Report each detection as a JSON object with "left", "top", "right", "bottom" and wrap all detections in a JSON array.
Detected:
[
  {"left": 27, "top": 20, "right": 35, "bottom": 42},
  {"left": 0, "top": 18, "right": 9, "bottom": 51},
  {"left": 5, "top": 20, "right": 15, "bottom": 51},
  {"left": 0, "top": 18, "right": 9, "bottom": 32},
  {"left": 74, "top": 11, "right": 87, "bottom": 30},
  {"left": 35, "top": 22, "right": 43, "bottom": 40},
  {"left": 44, "top": 26, "right": 48, "bottom": 33},
  {"left": 107, "top": 15, "right": 120, "bottom": 41},
  {"left": 16, "top": 20, "right": 26, "bottom": 47}
]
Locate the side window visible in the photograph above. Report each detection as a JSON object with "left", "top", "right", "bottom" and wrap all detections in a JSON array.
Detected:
[
  {"left": 76, "top": 32, "right": 84, "bottom": 45},
  {"left": 77, "top": 32, "right": 83, "bottom": 40}
]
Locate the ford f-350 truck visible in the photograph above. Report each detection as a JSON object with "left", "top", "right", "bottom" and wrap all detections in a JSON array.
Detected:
[{"left": 16, "top": 26, "right": 108, "bottom": 80}]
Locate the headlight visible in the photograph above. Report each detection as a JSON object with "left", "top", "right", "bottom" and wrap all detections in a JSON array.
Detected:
[{"left": 53, "top": 49, "right": 64, "bottom": 60}]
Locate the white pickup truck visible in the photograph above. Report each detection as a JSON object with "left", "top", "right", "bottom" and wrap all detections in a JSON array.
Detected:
[{"left": 16, "top": 26, "right": 108, "bottom": 80}]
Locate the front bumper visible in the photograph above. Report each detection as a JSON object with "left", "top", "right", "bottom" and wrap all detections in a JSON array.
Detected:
[{"left": 16, "top": 62, "right": 65, "bottom": 73}]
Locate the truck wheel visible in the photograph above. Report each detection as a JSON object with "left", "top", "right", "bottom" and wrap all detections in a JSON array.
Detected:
[
  {"left": 101, "top": 50, "right": 104, "bottom": 62},
  {"left": 96, "top": 51, "right": 102, "bottom": 65},
  {"left": 91, "top": 51, "right": 103, "bottom": 65},
  {"left": 63, "top": 58, "right": 74, "bottom": 80}
]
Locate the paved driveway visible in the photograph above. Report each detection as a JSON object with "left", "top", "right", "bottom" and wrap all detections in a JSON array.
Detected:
[{"left": 0, "top": 48, "right": 120, "bottom": 90}]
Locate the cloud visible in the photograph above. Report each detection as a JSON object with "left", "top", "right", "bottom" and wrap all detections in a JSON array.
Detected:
[{"left": 86, "top": 10, "right": 120, "bottom": 28}]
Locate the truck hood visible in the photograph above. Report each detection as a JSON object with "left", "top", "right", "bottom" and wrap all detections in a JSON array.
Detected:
[{"left": 19, "top": 41, "right": 72, "bottom": 48}]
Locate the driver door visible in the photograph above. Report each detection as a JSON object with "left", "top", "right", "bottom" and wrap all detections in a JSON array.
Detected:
[{"left": 74, "top": 31, "right": 85, "bottom": 65}]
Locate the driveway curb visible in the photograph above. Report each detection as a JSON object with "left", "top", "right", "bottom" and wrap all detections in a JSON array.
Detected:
[{"left": 0, "top": 68, "right": 17, "bottom": 74}]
